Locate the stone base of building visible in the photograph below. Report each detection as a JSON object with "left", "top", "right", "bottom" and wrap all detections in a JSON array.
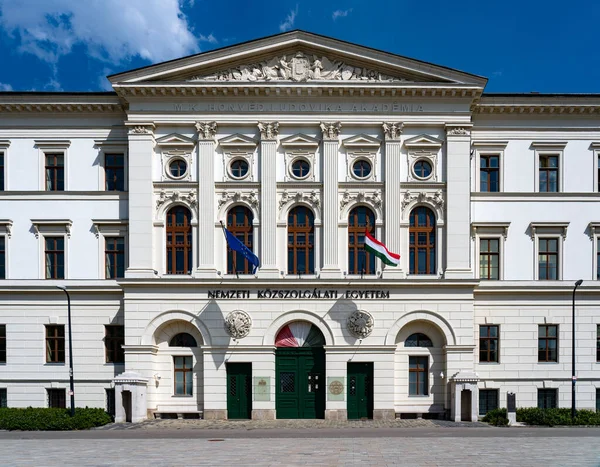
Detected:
[
  {"left": 251, "top": 409, "right": 276, "bottom": 420},
  {"left": 373, "top": 409, "right": 396, "bottom": 420},
  {"left": 204, "top": 409, "right": 228, "bottom": 420},
  {"left": 325, "top": 409, "right": 348, "bottom": 421}
]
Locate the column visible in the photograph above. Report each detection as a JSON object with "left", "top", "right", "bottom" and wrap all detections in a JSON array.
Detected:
[
  {"left": 382, "top": 122, "right": 405, "bottom": 278},
  {"left": 195, "top": 122, "right": 217, "bottom": 278},
  {"left": 444, "top": 124, "right": 473, "bottom": 278},
  {"left": 258, "top": 122, "right": 279, "bottom": 278},
  {"left": 320, "top": 122, "right": 341, "bottom": 278},
  {"left": 125, "top": 123, "right": 156, "bottom": 278}
]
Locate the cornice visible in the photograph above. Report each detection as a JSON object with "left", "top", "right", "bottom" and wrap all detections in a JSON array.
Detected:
[{"left": 0, "top": 95, "right": 123, "bottom": 114}]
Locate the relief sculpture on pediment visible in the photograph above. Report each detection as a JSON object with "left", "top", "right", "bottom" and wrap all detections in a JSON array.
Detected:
[{"left": 190, "top": 52, "right": 411, "bottom": 83}]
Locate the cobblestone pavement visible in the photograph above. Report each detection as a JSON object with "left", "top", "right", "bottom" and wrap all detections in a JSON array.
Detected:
[{"left": 1, "top": 435, "right": 599, "bottom": 466}]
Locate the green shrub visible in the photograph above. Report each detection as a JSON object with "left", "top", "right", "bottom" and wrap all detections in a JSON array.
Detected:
[
  {"left": 0, "top": 407, "right": 112, "bottom": 431},
  {"left": 516, "top": 408, "right": 600, "bottom": 426},
  {"left": 482, "top": 408, "right": 509, "bottom": 426}
]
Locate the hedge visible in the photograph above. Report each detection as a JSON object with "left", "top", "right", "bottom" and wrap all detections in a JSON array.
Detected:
[
  {"left": 0, "top": 407, "right": 112, "bottom": 431},
  {"left": 483, "top": 407, "right": 600, "bottom": 427}
]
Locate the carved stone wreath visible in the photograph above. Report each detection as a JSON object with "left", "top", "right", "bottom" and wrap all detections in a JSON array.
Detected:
[
  {"left": 279, "top": 189, "right": 321, "bottom": 210},
  {"left": 401, "top": 190, "right": 444, "bottom": 211},
  {"left": 347, "top": 310, "right": 374, "bottom": 339},
  {"left": 218, "top": 190, "right": 259, "bottom": 210},
  {"left": 156, "top": 189, "right": 198, "bottom": 210},
  {"left": 224, "top": 310, "right": 252, "bottom": 340}
]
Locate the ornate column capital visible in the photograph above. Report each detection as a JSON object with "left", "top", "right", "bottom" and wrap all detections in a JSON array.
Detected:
[
  {"left": 382, "top": 122, "right": 403, "bottom": 141},
  {"left": 320, "top": 121, "right": 342, "bottom": 141},
  {"left": 127, "top": 123, "right": 155, "bottom": 135},
  {"left": 195, "top": 121, "right": 218, "bottom": 140},
  {"left": 257, "top": 121, "right": 279, "bottom": 140},
  {"left": 445, "top": 124, "right": 472, "bottom": 137}
]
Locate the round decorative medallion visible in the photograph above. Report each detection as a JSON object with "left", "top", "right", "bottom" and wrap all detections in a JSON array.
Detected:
[
  {"left": 347, "top": 310, "right": 374, "bottom": 339},
  {"left": 329, "top": 380, "right": 344, "bottom": 395},
  {"left": 224, "top": 310, "right": 252, "bottom": 339}
]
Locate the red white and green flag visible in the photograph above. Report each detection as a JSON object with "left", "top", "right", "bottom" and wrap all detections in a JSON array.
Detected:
[{"left": 364, "top": 230, "right": 400, "bottom": 267}]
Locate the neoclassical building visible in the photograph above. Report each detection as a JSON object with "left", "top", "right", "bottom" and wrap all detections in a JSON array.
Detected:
[{"left": 0, "top": 31, "right": 599, "bottom": 422}]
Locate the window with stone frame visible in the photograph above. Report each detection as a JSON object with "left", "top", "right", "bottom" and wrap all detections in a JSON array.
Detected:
[
  {"left": 408, "top": 356, "right": 428, "bottom": 396},
  {"left": 45, "top": 153, "right": 64, "bottom": 191},
  {"left": 479, "top": 389, "right": 499, "bottom": 416},
  {"left": 45, "top": 236, "right": 65, "bottom": 279},
  {"left": 538, "top": 325, "right": 558, "bottom": 363},
  {"left": 537, "top": 388, "right": 557, "bottom": 409},
  {"left": 480, "top": 154, "right": 500, "bottom": 192},
  {"left": 409, "top": 206, "right": 436, "bottom": 275},
  {"left": 538, "top": 238, "right": 559, "bottom": 280},
  {"left": 105, "top": 325, "right": 124, "bottom": 364},
  {"left": 479, "top": 325, "right": 499, "bottom": 363},
  {"left": 479, "top": 238, "right": 500, "bottom": 280},
  {"left": 106, "top": 388, "right": 115, "bottom": 417},
  {"left": 597, "top": 324, "right": 600, "bottom": 362},
  {"left": 173, "top": 356, "right": 193, "bottom": 396},
  {"left": 0, "top": 152, "right": 4, "bottom": 191},
  {"left": 105, "top": 153, "right": 125, "bottom": 191},
  {"left": 539, "top": 154, "right": 559, "bottom": 192},
  {"left": 0, "top": 388, "right": 6, "bottom": 408},
  {"left": 45, "top": 324, "right": 65, "bottom": 363},
  {"left": 166, "top": 206, "right": 192, "bottom": 275},
  {"left": 226, "top": 206, "right": 254, "bottom": 275},
  {"left": 0, "top": 236, "right": 4, "bottom": 279},
  {"left": 0, "top": 324, "right": 5, "bottom": 363},
  {"left": 287, "top": 206, "right": 315, "bottom": 275},
  {"left": 47, "top": 388, "right": 66, "bottom": 408},
  {"left": 348, "top": 206, "right": 376, "bottom": 275},
  {"left": 105, "top": 237, "right": 125, "bottom": 279}
]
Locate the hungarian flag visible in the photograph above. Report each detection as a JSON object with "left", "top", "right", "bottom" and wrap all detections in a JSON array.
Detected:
[{"left": 364, "top": 230, "right": 400, "bottom": 267}]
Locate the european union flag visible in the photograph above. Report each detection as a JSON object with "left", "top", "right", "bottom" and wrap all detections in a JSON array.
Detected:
[{"left": 224, "top": 227, "right": 260, "bottom": 274}]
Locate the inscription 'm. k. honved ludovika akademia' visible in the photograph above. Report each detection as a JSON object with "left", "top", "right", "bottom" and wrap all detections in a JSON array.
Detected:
[{"left": 173, "top": 102, "right": 425, "bottom": 113}]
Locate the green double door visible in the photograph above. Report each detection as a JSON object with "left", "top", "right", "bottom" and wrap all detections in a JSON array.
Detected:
[
  {"left": 347, "top": 362, "right": 374, "bottom": 420},
  {"left": 276, "top": 347, "right": 325, "bottom": 419},
  {"left": 227, "top": 363, "right": 252, "bottom": 419}
]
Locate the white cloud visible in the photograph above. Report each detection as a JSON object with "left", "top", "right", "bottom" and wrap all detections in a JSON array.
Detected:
[
  {"left": 0, "top": 0, "right": 203, "bottom": 66},
  {"left": 332, "top": 8, "right": 353, "bottom": 20},
  {"left": 199, "top": 33, "right": 217, "bottom": 44},
  {"left": 279, "top": 5, "right": 298, "bottom": 32},
  {"left": 0, "top": 82, "right": 13, "bottom": 91}
]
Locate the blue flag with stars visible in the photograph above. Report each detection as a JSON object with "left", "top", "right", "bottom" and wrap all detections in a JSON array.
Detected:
[{"left": 224, "top": 227, "right": 260, "bottom": 274}]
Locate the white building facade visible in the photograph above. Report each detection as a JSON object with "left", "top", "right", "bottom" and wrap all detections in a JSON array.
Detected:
[{"left": 0, "top": 31, "right": 599, "bottom": 422}]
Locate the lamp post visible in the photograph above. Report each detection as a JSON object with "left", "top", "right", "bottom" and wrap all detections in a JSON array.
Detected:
[
  {"left": 56, "top": 285, "right": 75, "bottom": 417},
  {"left": 571, "top": 279, "right": 583, "bottom": 422}
]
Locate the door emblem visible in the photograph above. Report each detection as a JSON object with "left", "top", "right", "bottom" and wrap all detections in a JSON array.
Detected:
[{"left": 329, "top": 380, "right": 344, "bottom": 395}]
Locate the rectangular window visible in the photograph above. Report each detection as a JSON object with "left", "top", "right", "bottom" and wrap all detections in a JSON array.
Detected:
[
  {"left": 105, "top": 154, "right": 124, "bottom": 191},
  {"left": 106, "top": 388, "right": 115, "bottom": 417},
  {"left": 45, "top": 236, "right": 65, "bottom": 279},
  {"left": 174, "top": 356, "right": 193, "bottom": 396},
  {"left": 45, "top": 153, "right": 64, "bottom": 191},
  {"left": 597, "top": 388, "right": 600, "bottom": 412},
  {"left": 479, "top": 389, "right": 499, "bottom": 416},
  {"left": 479, "top": 238, "right": 499, "bottom": 280},
  {"left": 539, "top": 154, "right": 559, "bottom": 192},
  {"left": 480, "top": 155, "right": 500, "bottom": 192},
  {"left": 0, "top": 324, "right": 5, "bottom": 363},
  {"left": 0, "top": 388, "right": 6, "bottom": 408},
  {"left": 538, "top": 325, "right": 558, "bottom": 362},
  {"left": 597, "top": 238, "right": 600, "bottom": 280},
  {"left": 538, "top": 238, "right": 559, "bottom": 280},
  {"left": 0, "top": 236, "right": 5, "bottom": 279},
  {"left": 479, "top": 325, "right": 499, "bottom": 363},
  {"left": 47, "top": 388, "right": 66, "bottom": 408},
  {"left": 597, "top": 324, "right": 600, "bottom": 362},
  {"left": 537, "top": 388, "right": 557, "bottom": 409},
  {"left": 408, "top": 356, "right": 428, "bottom": 396},
  {"left": 0, "top": 152, "right": 4, "bottom": 191},
  {"left": 45, "top": 325, "right": 65, "bottom": 363},
  {"left": 105, "top": 325, "right": 124, "bottom": 364},
  {"left": 105, "top": 237, "right": 125, "bottom": 279}
]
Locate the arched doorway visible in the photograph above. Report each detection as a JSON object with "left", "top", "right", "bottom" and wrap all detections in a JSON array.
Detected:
[{"left": 275, "top": 321, "right": 325, "bottom": 419}]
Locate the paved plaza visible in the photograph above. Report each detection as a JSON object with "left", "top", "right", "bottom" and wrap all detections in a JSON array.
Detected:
[{"left": 1, "top": 420, "right": 599, "bottom": 466}]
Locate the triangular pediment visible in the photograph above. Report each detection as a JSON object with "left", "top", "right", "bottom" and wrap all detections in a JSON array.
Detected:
[
  {"left": 218, "top": 133, "right": 257, "bottom": 147},
  {"left": 109, "top": 31, "right": 487, "bottom": 88},
  {"left": 280, "top": 133, "right": 320, "bottom": 147},
  {"left": 404, "top": 134, "right": 444, "bottom": 148},
  {"left": 342, "top": 134, "right": 381, "bottom": 147},
  {"left": 155, "top": 133, "right": 195, "bottom": 147}
]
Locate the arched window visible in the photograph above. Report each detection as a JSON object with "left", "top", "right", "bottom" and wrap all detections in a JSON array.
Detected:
[
  {"left": 227, "top": 206, "right": 254, "bottom": 274},
  {"left": 409, "top": 206, "right": 436, "bottom": 275},
  {"left": 287, "top": 206, "right": 314, "bottom": 275},
  {"left": 169, "top": 333, "right": 198, "bottom": 347},
  {"left": 348, "top": 206, "right": 376, "bottom": 274},
  {"left": 166, "top": 206, "right": 192, "bottom": 275},
  {"left": 405, "top": 333, "right": 433, "bottom": 347}
]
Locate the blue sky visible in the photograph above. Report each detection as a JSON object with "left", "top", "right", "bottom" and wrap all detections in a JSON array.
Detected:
[{"left": 0, "top": 0, "right": 598, "bottom": 93}]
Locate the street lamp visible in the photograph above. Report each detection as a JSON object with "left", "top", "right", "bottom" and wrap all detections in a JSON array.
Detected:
[
  {"left": 571, "top": 279, "right": 583, "bottom": 422},
  {"left": 56, "top": 285, "right": 75, "bottom": 417}
]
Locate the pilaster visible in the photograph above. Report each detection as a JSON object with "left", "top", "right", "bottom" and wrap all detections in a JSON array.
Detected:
[
  {"left": 320, "top": 122, "right": 342, "bottom": 278},
  {"left": 382, "top": 122, "right": 405, "bottom": 278},
  {"left": 195, "top": 122, "right": 217, "bottom": 278},
  {"left": 125, "top": 123, "right": 156, "bottom": 278},
  {"left": 258, "top": 122, "right": 280, "bottom": 278},
  {"left": 444, "top": 124, "right": 473, "bottom": 279}
]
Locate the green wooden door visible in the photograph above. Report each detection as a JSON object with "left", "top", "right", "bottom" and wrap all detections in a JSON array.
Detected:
[
  {"left": 227, "top": 362, "right": 252, "bottom": 419},
  {"left": 347, "top": 362, "right": 373, "bottom": 420},
  {"left": 276, "top": 348, "right": 325, "bottom": 419}
]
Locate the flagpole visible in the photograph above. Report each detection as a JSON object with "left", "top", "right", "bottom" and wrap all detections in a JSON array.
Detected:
[{"left": 220, "top": 220, "right": 239, "bottom": 279}]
